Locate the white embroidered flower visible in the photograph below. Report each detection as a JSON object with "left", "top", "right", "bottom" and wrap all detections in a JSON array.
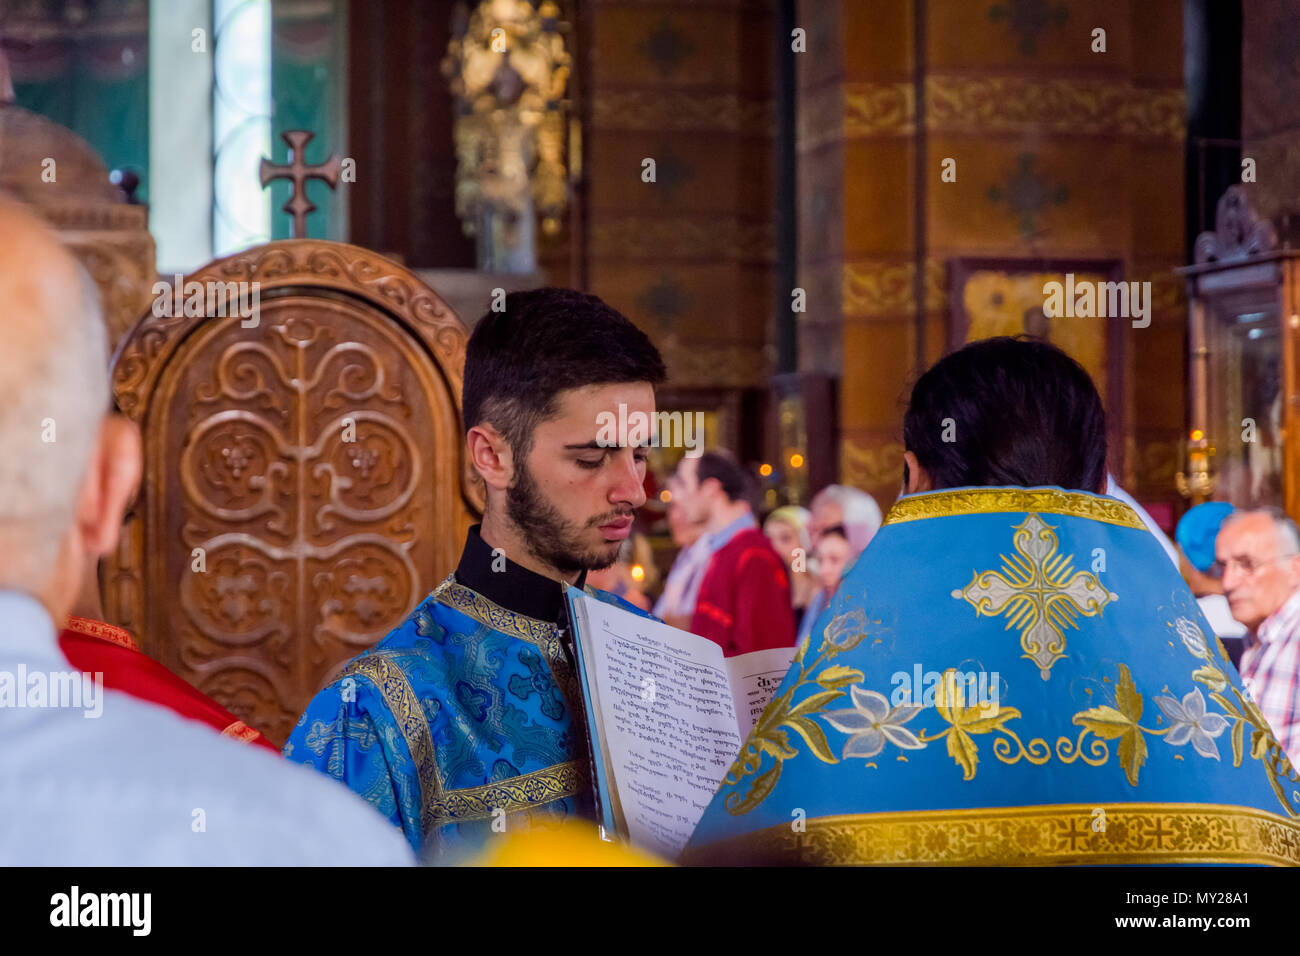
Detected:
[
  {"left": 1175, "top": 617, "right": 1209, "bottom": 659},
  {"left": 822, "top": 685, "right": 924, "bottom": 759},
  {"left": 1155, "top": 687, "right": 1228, "bottom": 760}
]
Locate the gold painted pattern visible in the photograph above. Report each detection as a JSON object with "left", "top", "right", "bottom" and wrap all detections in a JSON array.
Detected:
[
  {"left": 823, "top": 79, "right": 1184, "bottom": 142},
  {"left": 884, "top": 488, "right": 1145, "bottom": 530},
  {"left": 685, "top": 803, "right": 1300, "bottom": 866},
  {"left": 926, "top": 76, "right": 1185, "bottom": 140},
  {"left": 427, "top": 761, "right": 587, "bottom": 827}
]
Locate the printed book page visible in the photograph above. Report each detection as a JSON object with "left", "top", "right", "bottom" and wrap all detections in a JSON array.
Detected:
[{"left": 568, "top": 590, "right": 793, "bottom": 860}]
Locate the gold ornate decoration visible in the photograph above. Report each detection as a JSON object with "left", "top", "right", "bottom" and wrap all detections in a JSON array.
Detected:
[
  {"left": 685, "top": 802, "right": 1300, "bottom": 866},
  {"left": 825, "top": 79, "right": 1184, "bottom": 144},
  {"left": 952, "top": 514, "right": 1117, "bottom": 679},
  {"left": 842, "top": 259, "right": 945, "bottom": 318},
  {"left": 425, "top": 760, "right": 586, "bottom": 827},
  {"left": 592, "top": 90, "right": 773, "bottom": 134},
  {"left": 841, "top": 438, "right": 905, "bottom": 493},
  {"left": 843, "top": 82, "right": 916, "bottom": 138},
  {"left": 588, "top": 216, "right": 776, "bottom": 263},
  {"left": 925, "top": 76, "right": 1186, "bottom": 140},
  {"left": 883, "top": 488, "right": 1145, "bottom": 529},
  {"left": 442, "top": 0, "right": 572, "bottom": 255}
]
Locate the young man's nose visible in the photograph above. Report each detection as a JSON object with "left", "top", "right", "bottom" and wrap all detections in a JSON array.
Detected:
[{"left": 609, "top": 451, "right": 646, "bottom": 507}]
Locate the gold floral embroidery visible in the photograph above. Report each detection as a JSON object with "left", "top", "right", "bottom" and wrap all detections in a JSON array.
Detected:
[{"left": 1061, "top": 618, "right": 1300, "bottom": 818}]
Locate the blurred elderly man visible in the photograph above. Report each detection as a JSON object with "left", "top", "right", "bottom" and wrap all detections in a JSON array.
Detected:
[
  {"left": 1176, "top": 502, "right": 1246, "bottom": 666},
  {"left": 808, "top": 484, "right": 882, "bottom": 554},
  {"left": 0, "top": 200, "right": 410, "bottom": 865},
  {"left": 1215, "top": 508, "right": 1300, "bottom": 763}
]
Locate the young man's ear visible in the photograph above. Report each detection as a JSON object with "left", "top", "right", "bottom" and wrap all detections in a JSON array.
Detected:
[
  {"left": 466, "top": 422, "right": 514, "bottom": 492},
  {"left": 902, "top": 450, "right": 932, "bottom": 494}
]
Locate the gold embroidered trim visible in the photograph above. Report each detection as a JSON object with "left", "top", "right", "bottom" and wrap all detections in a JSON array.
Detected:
[
  {"left": 684, "top": 802, "right": 1300, "bottom": 866},
  {"left": 339, "top": 653, "right": 443, "bottom": 837},
  {"left": 431, "top": 575, "right": 564, "bottom": 660},
  {"left": 427, "top": 760, "right": 587, "bottom": 828},
  {"left": 884, "top": 488, "right": 1145, "bottom": 530}
]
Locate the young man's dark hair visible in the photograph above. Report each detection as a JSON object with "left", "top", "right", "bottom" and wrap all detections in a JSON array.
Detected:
[
  {"left": 462, "top": 288, "right": 667, "bottom": 459},
  {"left": 902, "top": 336, "right": 1107, "bottom": 492},
  {"left": 695, "top": 450, "right": 757, "bottom": 510}
]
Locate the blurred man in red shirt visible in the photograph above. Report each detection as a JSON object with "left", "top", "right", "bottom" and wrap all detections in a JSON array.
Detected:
[{"left": 669, "top": 450, "right": 794, "bottom": 655}]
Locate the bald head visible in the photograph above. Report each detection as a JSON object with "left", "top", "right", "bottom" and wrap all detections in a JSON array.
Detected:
[
  {"left": 0, "top": 199, "right": 119, "bottom": 611},
  {"left": 0, "top": 199, "right": 108, "bottom": 518}
]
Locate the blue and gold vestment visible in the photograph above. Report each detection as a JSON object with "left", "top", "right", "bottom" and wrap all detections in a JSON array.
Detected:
[
  {"left": 284, "top": 526, "right": 649, "bottom": 860},
  {"left": 685, "top": 487, "right": 1300, "bottom": 865}
]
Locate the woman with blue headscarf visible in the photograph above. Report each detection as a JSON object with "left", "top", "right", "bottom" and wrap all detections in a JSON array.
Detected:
[{"left": 1176, "top": 501, "right": 1247, "bottom": 664}]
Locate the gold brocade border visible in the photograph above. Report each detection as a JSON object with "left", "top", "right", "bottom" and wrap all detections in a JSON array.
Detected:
[
  {"left": 683, "top": 803, "right": 1300, "bottom": 866},
  {"left": 431, "top": 575, "right": 563, "bottom": 661},
  {"left": 427, "top": 761, "right": 587, "bottom": 828},
  {"left": 339, "top": 653, "right": 444, "bottom": 837},
  {"left": 883, "top": 488, "right": 1145, "bottom": 530}
]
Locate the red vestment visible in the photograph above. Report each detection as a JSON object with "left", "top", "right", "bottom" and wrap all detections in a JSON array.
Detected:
[
  {"left": 58, "top": 616, "right": 279, "bottom": 753},
  {"left": 690, "top": 529, "right": 796, "bottom": 656}
]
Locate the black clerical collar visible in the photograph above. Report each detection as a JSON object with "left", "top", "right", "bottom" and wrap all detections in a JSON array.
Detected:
[{"left": 454, "top": 524, "right": 587, "bottom": 624}]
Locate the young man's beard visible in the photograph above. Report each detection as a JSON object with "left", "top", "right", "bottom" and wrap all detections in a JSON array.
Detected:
[{"left": 506, "top": 460, "right": 627, "bottom": 575}]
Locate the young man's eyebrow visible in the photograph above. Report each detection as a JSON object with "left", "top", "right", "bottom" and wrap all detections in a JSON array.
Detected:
[{"left": 563, "top": 440, "right": 652, "bottom": 450}]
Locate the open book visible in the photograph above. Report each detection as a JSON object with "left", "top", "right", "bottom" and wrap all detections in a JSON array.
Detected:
[{"left": 565, "top": 586, "right": 794, "bottom": 861}]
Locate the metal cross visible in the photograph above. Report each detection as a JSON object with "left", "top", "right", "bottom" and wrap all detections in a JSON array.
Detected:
[{"left": 258, "top": 130, "right": 342, "bottom": 238}]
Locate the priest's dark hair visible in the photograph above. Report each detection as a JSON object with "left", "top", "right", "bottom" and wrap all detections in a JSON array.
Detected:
[
  {"left": 903, "top": 336, "right": 1107, "bottom": 492},
  {"left": 462, "top": 287, "right": 667, "bottom": 460}
]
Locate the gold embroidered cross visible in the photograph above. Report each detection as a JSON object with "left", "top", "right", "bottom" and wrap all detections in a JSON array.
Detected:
[{"left": 951, "top": 514, "right": 1117, "bottom": 679}]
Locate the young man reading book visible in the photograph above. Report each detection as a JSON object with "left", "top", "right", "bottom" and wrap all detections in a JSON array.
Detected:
[{"left": 285, "top": 289, "right": 664, "bottom": 860}]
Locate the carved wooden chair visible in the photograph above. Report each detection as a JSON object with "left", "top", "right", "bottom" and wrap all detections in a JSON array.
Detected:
[{"left": 106, "top": 240, "right": 484, "bottom": 747}]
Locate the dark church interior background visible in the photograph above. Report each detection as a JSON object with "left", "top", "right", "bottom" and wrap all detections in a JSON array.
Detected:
[{"left": 3, "top": 0, "right": 1296, "bottom": 741}]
